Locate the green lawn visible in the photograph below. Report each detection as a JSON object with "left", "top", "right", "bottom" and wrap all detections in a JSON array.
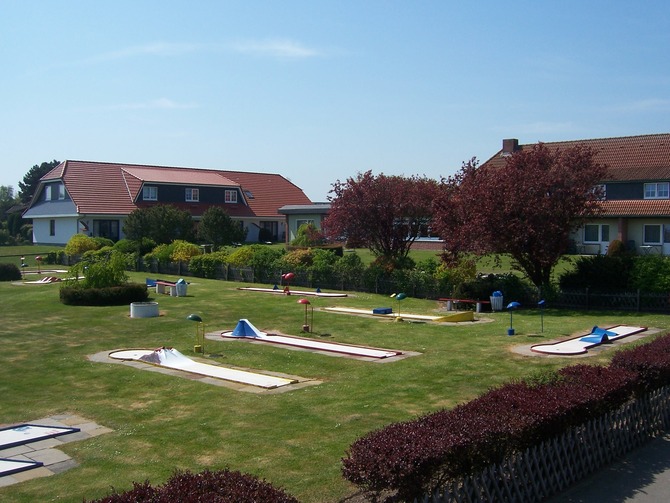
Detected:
[{"left": 1, "top": 269, "right": 665, "bottom": 502}]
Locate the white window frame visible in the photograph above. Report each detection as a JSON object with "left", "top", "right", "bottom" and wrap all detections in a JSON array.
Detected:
[
  {"left": 643, "top": 224, "right": 663, "bottom": 245},
  {"left": 143, "top": 186, "right": 158, "bottom": 201},
  {"left": 225, "top": 189, "right": 238, "bottom": 203},
  {"left": 58, "top": 183, "right": 65, "bottom": 200},
  {"left": 185, "top": 188, "right": 200, "bottom": 202},
  {"left": 644, "top": 182, "right": 669, "bottom": 199},
  {"left": 584, "top": 224, "right": 609, "bottom": 243},
  {"left": 44, "top": 185, "right": 52, "bottom": 201}
]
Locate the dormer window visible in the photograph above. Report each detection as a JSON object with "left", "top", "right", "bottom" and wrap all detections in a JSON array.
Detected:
[
  {"left": 143, "top": 186, "right": 158, "bottom": 201},
  {"left": 225, "top": 189, "right": 238, "bottom": 203},
  {"left": 644, "top": 182, "right": 669, "bottom": 199},
  {"left": 58, "top": 183, "right": 65, "bottom": 200},
  {"left": 185, "top": 188, "right": 200, "bottom": 202},
  {"left": 44, "top": 185, "right": 52, "bottom": 201}
]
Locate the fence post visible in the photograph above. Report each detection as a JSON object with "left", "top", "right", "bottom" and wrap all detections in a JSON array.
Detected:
[
  {"left": 637, "top": 289, "right": 641, "bottom": 312},
  {"left": 586, "top": 287, "right": 589, "bottom": 310}
]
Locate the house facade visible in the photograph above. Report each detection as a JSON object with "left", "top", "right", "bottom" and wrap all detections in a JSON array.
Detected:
[
  {"left": 482, "top": 134, "right": 670, "bottom": 255},
  {"left": 278, "top": 203, "right": 331, "bottom": 244},
  {"left": 23, "top": 160, "right": 312, "bottom": 245}
]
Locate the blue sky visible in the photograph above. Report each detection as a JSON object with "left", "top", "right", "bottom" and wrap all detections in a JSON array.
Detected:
[{"left": 2, "top": 1, "right": 669, "bottom": 201}]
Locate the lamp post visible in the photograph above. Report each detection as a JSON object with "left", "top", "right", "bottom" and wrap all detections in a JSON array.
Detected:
[
  {"left": 297, "top": 298, "right": 312, "bottom": 332},
  {"left": 506, "top": 301, "right": 520, "bottom": 336},
  {"left": 187, "top": 313, "right": 205, "bottom": 353},
  {"left": 281, "top": 272, "right": 295, "bottom": 295},
  {"left": 391, "top": 292, "right": 406, "bottom": 321},
  {"left": 538, "top": 299, "right": 545, "bottom": 333}
]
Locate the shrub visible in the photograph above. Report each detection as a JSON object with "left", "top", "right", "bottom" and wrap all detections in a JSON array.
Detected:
[
  {"left": 457, "top": 272, "right": 533, "bottom": 303},
  {"left": 0, "top": 263, "right": 21, "bottom": 281},
  {"left": 310, "top": 248, "right": 339, "bottom": 287},
  {"left": 333, "top": 252, "right": 365, "bottom": 290},
  {"left": 144, "top": 243, "right": 176, "bottom": 265},
  {"left": 64, "top": 234, "right": 100, "bottom": 256},
  {"left": 60, "top": 283, "right": 148, "bottom": 306},
  {"left": 85, "top": 469, "right": 299, "bottom": 503},
  {"left": 44, "top": 250, "right": 67, "bottom": 265},
  {"left": 631, "top": 255, "right": 670, "bottom": 293},
  {"left": 558, "top": 254, "right": 635, "bottom": 290},
  {"left": 189, "top": 251, "right": 229, "bottom": 279},
  {"left": 341, "top": 361, "right": 639, "bottom": 501},
  {"left": 279, "top": 248, "right": 314, "bottom": 269},
  {"left": 291, "top": 222, "right": 326, "bottom": 247},
  {"left": 611, "top": 332, "right": 670, "bottom": 391},
  {"left": 227, "top": 245, "right": 284, "bottom": 283},
  {"left": 92, "top": 237, "right": 115, "bottom": 249},
  {"left": 68, "top": 250, "right": 129, "bottom": 289},
  {"left": 113, "top": 239, "right": 140, "bottom": 254}
]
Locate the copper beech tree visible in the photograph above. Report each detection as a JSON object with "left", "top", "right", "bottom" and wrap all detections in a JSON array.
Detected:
[
  {"left": 432, "top": 143, "right": 607, "bottom": 288},
  {"left": 324, "top": 171, "right": 438, "bottom": 266}
]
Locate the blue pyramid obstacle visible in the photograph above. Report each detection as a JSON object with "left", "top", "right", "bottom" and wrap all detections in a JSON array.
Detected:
[
  {"left": 580, "top": 326, "right": 617, "bottom": 344},
  {"left": 231, "top": 319, "right": 265, "bottom": 337}
]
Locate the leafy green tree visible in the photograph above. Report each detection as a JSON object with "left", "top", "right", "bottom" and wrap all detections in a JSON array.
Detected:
[
  {"left": 18, "top": 160, "right": 60, "bottom": 203},
  {"left": 123, "top": 204, "right": 195, "bottom": 244},
  {"left": 198, "top": 206, "right": 247, "bottom": 249}
]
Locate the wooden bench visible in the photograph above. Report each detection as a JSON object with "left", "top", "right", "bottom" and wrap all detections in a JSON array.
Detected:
[
  {"left": 155, "top": 281, "right": 178, "bottom": 296},
  {"left": 439, "top": 298, "right": 491, "bottom": 313}
]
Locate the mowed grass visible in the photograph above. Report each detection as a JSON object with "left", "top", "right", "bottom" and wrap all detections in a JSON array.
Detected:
[{"left": 1, "top": 271, "right": 667, "bottom": 502}]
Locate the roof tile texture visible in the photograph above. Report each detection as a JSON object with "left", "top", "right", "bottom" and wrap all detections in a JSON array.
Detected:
[{"left": 42, "top": 160, "right": 311, "bottom": 217}]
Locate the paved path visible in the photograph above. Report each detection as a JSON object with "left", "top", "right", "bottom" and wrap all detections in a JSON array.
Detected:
[
  {"left": 0, "top": 414, "right": 112, "bottom": 488},
  {"left": 549, "top": 434, "right": 670, "bottom": 502}
]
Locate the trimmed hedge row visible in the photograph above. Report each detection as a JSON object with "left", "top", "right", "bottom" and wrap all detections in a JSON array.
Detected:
[
  {"left": 342, "top": 333, "right": 670, "bottom": 501},
  {"left": 60, "top": 282, "right": 149, "bottom": 306},
  {"left": 85, "top": 468, "right": 299, "bottom": 502}
]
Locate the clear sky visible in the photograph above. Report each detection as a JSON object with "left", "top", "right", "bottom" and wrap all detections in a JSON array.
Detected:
[{"left": 2, "top": 1, "right": 669, "bottom": 202}]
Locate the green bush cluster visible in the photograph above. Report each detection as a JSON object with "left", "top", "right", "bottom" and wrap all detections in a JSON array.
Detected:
[
  {"left": 189, "top": 251, "right": 229, "bottom": 279},
  {"left": 0, "top": 263, "right": 21, "bottom": 281},
  {"left": 60, "top": 283, "right": 148, "bottom": 306},
  {"left": 558, "top": 254, "right": 670, "bottom": 293}
]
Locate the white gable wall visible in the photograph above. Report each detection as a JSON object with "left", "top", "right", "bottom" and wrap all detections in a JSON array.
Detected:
[{"left": 32, "top": 217, "right": 79, "bottom": 246}]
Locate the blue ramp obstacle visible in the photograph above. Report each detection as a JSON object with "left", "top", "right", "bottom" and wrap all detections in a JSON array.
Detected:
[
  {"left": 579, "top": 326, "right": 617, "bottom": 344},
  {"left": 231, "top": 319, "right": 265, "bottom": 338}
]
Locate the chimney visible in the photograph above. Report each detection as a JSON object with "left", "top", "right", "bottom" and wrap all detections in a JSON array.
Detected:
[{"left": 502, "top": 138, "right": 519, "bottom": 155}]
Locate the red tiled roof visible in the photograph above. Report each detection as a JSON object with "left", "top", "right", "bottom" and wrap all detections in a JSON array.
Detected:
[
  {"left": 224, "top": 171, "right": 312, "bottom": 217},
  {"left": 122, "top": 166, "right": 238, "bottom": 186},
  {"left": 481, "top": 133, "right": 670, "bottom": 180},
  {"left": 600, "top": 199, "right": 670, "bottom": 217},
  {"left": 41, "top": 160, "right": 311, "bottom": 217}
]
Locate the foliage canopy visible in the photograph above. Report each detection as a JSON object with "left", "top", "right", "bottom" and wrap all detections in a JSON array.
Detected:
[
  {"left": 324, "top": 171, "right": 437, "bottom": 266},
  {"left": 433, "top": 144, "right": 607, "bottom": 287}
]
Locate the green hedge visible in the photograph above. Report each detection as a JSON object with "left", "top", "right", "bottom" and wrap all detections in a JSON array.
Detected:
[{"left": 60, "top": 283, "right": 149, "bottom": 306}]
